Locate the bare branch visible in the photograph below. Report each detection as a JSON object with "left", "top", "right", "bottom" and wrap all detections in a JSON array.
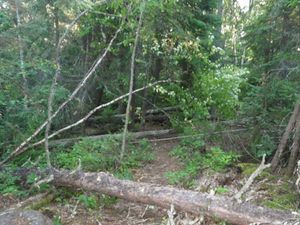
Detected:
[
  {"left": 0, "top": 19, "right": 124, "bottom": 166},
  {"left": 44, "top": 9, "right": 89, "bottom": 169},
  {"left": 28, "top": 80, "right": 170, "bottom": 150},
  {"left": 234, "top": 154, "right": 271, "bottom": 203}
]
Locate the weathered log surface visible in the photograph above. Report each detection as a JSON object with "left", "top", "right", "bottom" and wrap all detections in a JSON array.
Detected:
[
  {"left": 49, "top": 129, "right": 174, "bottom": 147},
  {"left": 52, "top": 169, "right": 298, "bottom": 225}
]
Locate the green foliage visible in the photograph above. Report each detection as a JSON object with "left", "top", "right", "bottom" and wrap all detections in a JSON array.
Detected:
[
  {"left": 26, "top": 172, "right": 38, "bottom": 185},
  {"left": 166, "top": 137, "right": 239, "bottom": 187},
  {"left": 202, "top": 147, "right": 240, "bottom": 172},
  {"left": 215, "top": 187, "right": 230, "bottom": 195},
  {"left": 77, "top": 194, "right": 98, "bottom": 209},
  {"left": 166, "top": 65, "right": 246, "bottom": 129},
  {"left": 54, "top": 137, "right": 119, "bottom": 171},
  {"left": 99, "top": 194, "right": 118, "bottom": 207},
  {"left": 249, "top": 133, "right": 276, "bottom": 158},
  {"left": 240, "top": 0, "right": 300, "bottom": 159},
  {"left": 53, "top": 137, "right": 154, "bottom": 176},
  {"left": 53, "top": 216, "right": 63, "bottom": 225},
  {"left": 0, "top": 167, "right": 25, "bottom": 196},
  {"left": 165, "top": 153, "right": 201, "bottom": 187}
]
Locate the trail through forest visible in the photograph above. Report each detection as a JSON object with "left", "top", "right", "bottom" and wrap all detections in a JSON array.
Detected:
[{"left": 47, "top": 140, "right": 183, "bottom": 225}]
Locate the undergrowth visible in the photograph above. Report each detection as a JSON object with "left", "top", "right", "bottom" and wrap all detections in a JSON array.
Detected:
[
  {"left": 0, "top": 137, "right": 154, "bottom": 197},
  {"left": 165, "top": 136, "right": 239, "bottom": 188}
]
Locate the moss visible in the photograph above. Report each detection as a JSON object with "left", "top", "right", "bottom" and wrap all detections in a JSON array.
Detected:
[
  {"left": 237, "top": 163, "right": 273, "bottom": 179},
  {"left": 262, "top": 192, "right": 298, "bottom": 210},
  {"left": 238, "top": 163, "right": 258, "bottom": 176},
  {"left": 238, "top": 163, "right": 299, "bottom": 210},
  {"left": 261, "top": 181, "right": 299, "bottom": 210},
  {"left": 27, "top": 193, "right": 56, "bottom": 210}
]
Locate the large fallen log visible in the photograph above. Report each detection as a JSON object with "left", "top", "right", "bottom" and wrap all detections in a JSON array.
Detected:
[
  {"left": 52, "top": 169, "right": 298, "bottom": 225},
  {"left": 49, "top": 129, "right": 174, "bottom": 147},
  {"left": 86, "top": 112, "right": 170, "bottom": 127}
]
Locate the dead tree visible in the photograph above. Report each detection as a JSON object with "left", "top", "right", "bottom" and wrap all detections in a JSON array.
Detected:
[{"left": 51, "top": 169, "right": 297, "bottom": 225}]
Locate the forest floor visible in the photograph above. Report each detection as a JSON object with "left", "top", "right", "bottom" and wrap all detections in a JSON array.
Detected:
[
  {"left": 0, "top": 131, "right": 299, "bottom": 225},
  {"left": 48, "top": 139, "right": 183, "bottom": 225}
]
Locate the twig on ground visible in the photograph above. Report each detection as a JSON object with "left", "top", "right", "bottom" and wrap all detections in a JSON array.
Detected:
[
  {"left": 167, "top": 204, "right": 176, "bottom": 225},
  {"left": 234, "top": 154, "right": 271, "bottom": 203},
  {"left": 140, "top": 205, "right": 149, "bottom": 218},
  {"left": 33, "top": 174, "right": 54, "bottom": 190}
]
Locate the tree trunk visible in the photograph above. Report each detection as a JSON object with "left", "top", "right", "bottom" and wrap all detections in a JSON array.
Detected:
[
  {"left": 271, "top": 102, "right": 300, "bottom": 171},
  {"left": 286, "top": 117, "right": 300, "bottom": 176},
  {"left": 14, "top": 0, "right": 29, "bottom": 109},
  {"left": 51, "top": 169, "right": 297, "bottom": 225},
  {"left": 121, "top": 3, "right": 144, "bottom": 160}
]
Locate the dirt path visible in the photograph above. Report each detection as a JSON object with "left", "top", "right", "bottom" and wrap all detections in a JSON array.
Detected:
[
  {"left": 42, "top": 139, "right": 182, "bottom": 225},
  {"left": 0, "top": 139, "right": 206, "bottom": 225},
  {"left": 98, "top": 140, "right": 182, "bottom": 225}
]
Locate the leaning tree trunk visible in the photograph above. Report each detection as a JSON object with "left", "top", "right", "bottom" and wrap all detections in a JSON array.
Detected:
[
  {"left": 51, "top": 169, "right": 297, "bottom": 225},
  {"left": 271, "top": 102, "right": 300, "bottom": 171}
]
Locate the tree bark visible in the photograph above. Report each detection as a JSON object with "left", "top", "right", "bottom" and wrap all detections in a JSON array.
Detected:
[
  {"left": 51, "top": 169, "right": 297, "bottom": 225},
  {"left": 286, "top": 117, "right": 300, "bottom": 176},
  {"left": 271, "top": 102, "right": 300, "bottom": 171}
]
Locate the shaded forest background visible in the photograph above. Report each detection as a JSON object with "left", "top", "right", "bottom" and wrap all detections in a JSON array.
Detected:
[
  {"left": 0, "top": 0, "right": 300, "bottom": 223},
  {"left": 1, "top": 0, "right": 299, "bottom": 167}
]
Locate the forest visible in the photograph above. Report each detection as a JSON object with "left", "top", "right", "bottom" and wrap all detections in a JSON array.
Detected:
[{"left": 0, "top": 0, "right": 300, "bottom": 224}]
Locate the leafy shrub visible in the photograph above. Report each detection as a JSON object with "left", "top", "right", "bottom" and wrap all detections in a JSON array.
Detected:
[
  {"left": 166, "top": 138, "right": 239, "bottom": 187},
  {"left": 165, "top": 65, "right": 247, "bottom": 129},
  {"left": 202, "top": 147, "right": 240, "bottom": 172}
]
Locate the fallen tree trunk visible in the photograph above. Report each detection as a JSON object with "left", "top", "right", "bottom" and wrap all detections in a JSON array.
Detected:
[
  {"left": 52, "top": 169, "right": 297, "bottom": 225},
  {"left": 86, "top": 109, "right": 172, "bottom": 124},
  {"left": 49, "top": 129, "right": 174, "bottom": 147}
]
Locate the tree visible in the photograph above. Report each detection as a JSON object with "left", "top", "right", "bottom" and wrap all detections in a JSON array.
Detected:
[{"left": 240, "top": 0, "right": 300, "bottom": 159}]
